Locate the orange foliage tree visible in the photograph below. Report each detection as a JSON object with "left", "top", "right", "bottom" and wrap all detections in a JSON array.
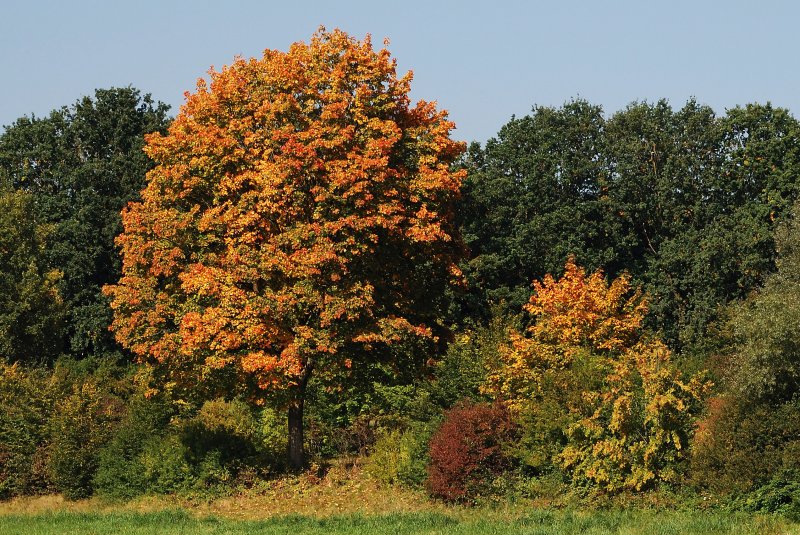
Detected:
[
  {"left": 104, "top": 28, "right": 465, "bottom": 468},
  {"left": 484, "top": 259, "right": 710, "bottom": 491}
]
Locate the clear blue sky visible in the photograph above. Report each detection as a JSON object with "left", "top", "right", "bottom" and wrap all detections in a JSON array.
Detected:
[{"left": 2, "top": 0, "right": 798, "bottom": 143}]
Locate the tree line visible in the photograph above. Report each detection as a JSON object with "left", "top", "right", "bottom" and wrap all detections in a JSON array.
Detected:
[{"left": 459, "top": 98, "right": 800, "bottom": 357}]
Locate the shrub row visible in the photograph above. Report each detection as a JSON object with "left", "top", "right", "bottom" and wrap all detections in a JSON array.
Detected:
[{"left": 0, "top": 358, "right": 287, "bottom": 500}]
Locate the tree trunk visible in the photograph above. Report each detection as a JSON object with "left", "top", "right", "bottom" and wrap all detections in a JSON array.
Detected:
[
  {"left": 287, "top": 359, "right": 313, "bottom": 470},
  {"left": 287, "top": 396, "right": 305, "bottom": 470}
]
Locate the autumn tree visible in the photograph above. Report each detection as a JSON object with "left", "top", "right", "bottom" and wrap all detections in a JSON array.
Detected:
[
  {"left": 484, "top": 259, "right": 710, "bottom": 491},
  {"left": 105, "top": 29, "right": 465, "bottom": 469}
]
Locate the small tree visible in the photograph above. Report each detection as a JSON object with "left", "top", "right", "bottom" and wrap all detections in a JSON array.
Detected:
[
  {"left": 728, "top": 202, "right": 800, "bottom": 404},
  {"left": 691, "top": 202, "right": 800, "bottom": 492},
  {"left": 484, "top": 259, "right": 710, "bottom": 491},
  {"left": 105, "top": 28, "right": 465, "bottom": 469}
]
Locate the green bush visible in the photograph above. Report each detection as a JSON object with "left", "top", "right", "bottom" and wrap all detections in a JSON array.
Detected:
[
  {"left": 365, "top": 422, "right": 435, "bottom": 488},
  {"left": 93, "top": 394, "right": 173, "bottom": 500},
  {"left": 691, "top": 397, "right": 800, "bottom": 494},
  {"left": 304, "top": 380, "right": 437, "bottom": 460},
  {"left": 46, "top": 380, "right": 124, "bottom": 499},
  {"left": 0, "top": 362, "right": 53, "bottom": 497},
  {"left": 0, "top": 357, "right": 135, "bottom": 499},
  {"left": 183, "top": 399, "right": 285, "bottom": 479},
  {"left": 183, "top": 399, "right": 257, "bottom": 466},
  {"left": 96, "top": 397, "right": 286, "bottom": 498},
  {"left": 138, "top": 434, "right": 194, "bottom": 494},
  {"left": 424, "top": 315, "right": 512, "bottom": 409},
  {"left": 736, "top": 470, "right": 800, "bottom": 521},
  {"left": 255, "top": 406, "right": 287, "bottom": 469},
  {"left": 177, "top": 399, "right": 286, "bottom": 493}
]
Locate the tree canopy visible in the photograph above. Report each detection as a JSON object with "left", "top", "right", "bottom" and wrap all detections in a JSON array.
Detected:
[{"left": 105, "top": 28, "right": 466, "bottom": 467}]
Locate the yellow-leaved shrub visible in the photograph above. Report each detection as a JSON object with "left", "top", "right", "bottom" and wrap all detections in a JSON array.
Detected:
[{"left": 484, "top": 259, "right": 711, "bottom": 492}]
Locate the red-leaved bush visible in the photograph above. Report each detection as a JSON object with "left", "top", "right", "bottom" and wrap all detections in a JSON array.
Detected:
[{"left": 426, "top": 401, "right": 518, "bottom": 502}]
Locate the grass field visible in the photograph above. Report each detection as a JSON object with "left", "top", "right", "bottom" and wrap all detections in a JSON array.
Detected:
[
  {"left": 1, "top": 509, "right": 799, "bottom": 535},
  {"left": 1, "top": 464, "right": 798, "bottom": 535}
]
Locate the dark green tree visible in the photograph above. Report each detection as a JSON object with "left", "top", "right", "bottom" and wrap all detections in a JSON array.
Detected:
[
  {"left": 604, "top": 99, "right": 725, "bottom": 349},
  {"left": 642, "top": 103, "right": 800, "bottom": 351},
  {"left": 0, "top": 88, "right": 170, "bottom": 359},
  {"left": 458, "top": 100, "right": 617, "bottom": 315}
]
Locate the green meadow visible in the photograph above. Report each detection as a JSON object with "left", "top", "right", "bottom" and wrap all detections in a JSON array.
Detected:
[{"left": 2, "top": 509, "right": 798, "bottom": 535}]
